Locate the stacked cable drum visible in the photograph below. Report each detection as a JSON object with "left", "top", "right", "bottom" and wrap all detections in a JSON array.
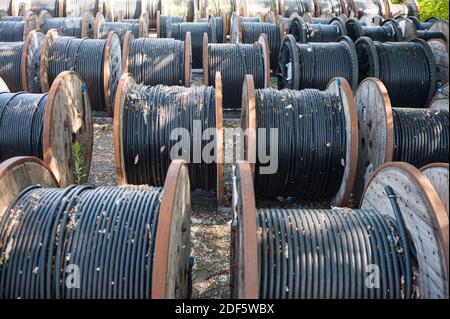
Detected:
[
  {"left": 40, "top": 30, "right": 122, "bottom": 115},
  {"left": 204, "top": 34, "right": 269, "bottom": 108},
  {"left": 278, "top": 0, "right": 312, "bottom": 17},
  {"left": 103, "top": 0, "right": 143, "bottom": 21},
  {"left": 0, "top": 30, "right": 43, "bottom": 92},
  {"left": 38, "top": 10, "right": 95, "bottom": 38},
  {"left": 0, "top": 12, "right": 36, "bottom": 41},
  {"left": 64, "top": 0, "right": 105, "bottom": 18},
  {"left": 114, "top": 73, "right": 224, "bottom": 202},
  {"left": 199, "top": 15, "right": 225, "bottom": 43},
  {"left": 386, "top": 0, "right": 420, "bottom": 18},
  {"left": 0, "top": 157, "right": 192, "bottom": 299},
  {"left": 21, "top": 0, "right": 62, "bottom": 16},
  {"left": 94, "top": 12, "right": 148, "bottom": 44},
  {"left": 355, "top": 37, "right": 436, "bottom": 108},
  {"left": 156, "top": 11, "right": 185, "bottom": 38},
  {"left": 160, "top": 0, "right": 195, "bottom": 22},
  {"left": 198, "top": 0, "right": 234, "bottom": 35},
  {"left": 346, "top": 18, "right": 402, "bottom": 42},
  {"left": 0, "top": 71, "right": 93, "bottom": 186},
  {"left": 353, "top": 77, "right": 449, "bottom": 201},
  {"left": 231, "top": 161, "right": 449, "bottom": 299},
  {"left": 347, "top": 0, "right": 384, "bottom": 18},
  {"left": 289, "top": 15, "right": 347, "bottom": 43},
  {"left": 241, "top": 75, "right": 357, "bottom": 206},
  {"left": 231, "top": 19, "right": 281, "bottom": 71},
  {"left": 315, "top": 0, "right": 348, "bottom": 17},
  {"left": 122, "top": 31, "right": 191, "bottom": 87},
  {"left": 278, "top": 34, "right": 358, "bottom": 91}
]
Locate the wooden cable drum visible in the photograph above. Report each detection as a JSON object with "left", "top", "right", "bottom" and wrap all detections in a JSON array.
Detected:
[
  {"left": 278, "top": 0, "right": 315, "bottom": 18},
  {"left": 40, "top": 29, "right": 122, "bottom": 115},
  {"left": 38, "top": 10, "right": 95, "bottom": 38},
  {"left": 288, "top": 15, "right": 347, "bottom": 43},
  {"left": 113, "top": 73, "right": 224, "bottom": 203},
  {"left": 385, "top": 0, "right": 420, "bottom": 19},
  {"left": 230, "top": 12, "right": 262, "bottom": 41},
  {"left": 94, "top": 12, "right": 148, "bottom": 45},
  {"left": 314, "top": 0, "right": 348, "bottom": 17},
  {"left": 347, "top": 0, "right": 384, "bottom": 19},
  {"left": 231, "top": 19, "right": 282, "bottom": 71},
  {"left": 241, "top": 75, "right": 358, "bottom": 206},
  {"left": 160, "top": 0, "right": 196, "bottom": 22},
  {"left": 143, "top": 0, "right": 160, "bottom": 28},
  {"left": 164, "top": 16, "right": 217, "bottom": 69},
  {"left": 198, "top": 0, "right": 235, "bottom": 35},
  {"left": 0, "top": 71, "right": 93, "bottom": 187},
  {"left": 0, "top": 157, "right": 192, "bottom": 299},
  {"left": 26, "top": 0, "right": 62, "bottom": 16},
  {"left": 421, "top": 163, "right": 449, "bottom": 216},
  {"left": 355, "top": 37, "right": 436, "bottom": 108},
  {"left": 430, "top": 20, "right": 449, "bottom": 45},
  {"left": 0, "top": 10, "right": 36, "bottom": 41},
  {"left": 345, "top": 17, "right": 401, "bottom": 42},
  {"left": 302, "top": 11, "right": 348, "bottom": 24},
  {"left": 204, "top": 33, "right": 269, "bottom": 108},
  {"left": 103, "top": 0, "right": 143, "bottom": 22},
  {"left": 237, "top": 0, "right": 276, "bottom": 18},
  {"left": 63, "top": 0, "right": 105, "bottom": 17},
  {"left": 231, "top": 160, "right": 449, "bottom": 299},
  {"left": 427, "top": 39, "right": 448, "bottom": 86},
  {"left": 353, "top": 78, "right": 449, "bottom": 202},
  {"left": 156, "top": 10, "right": 186, "bottom": 38},
  {"left": 199, "top": 14, "right": 226, "bottom": 43},
  {"left": 122, "top": 31, "right": 191, "bottom": 87},
  {"left": 277, "top": 34, "right": 358, "bottom": 91},
  {"left": 0, "top": 30, "right": 43, "bottom": 93},
  {"left": 359, "top": 14, "right": 384, "bottom": 26}
]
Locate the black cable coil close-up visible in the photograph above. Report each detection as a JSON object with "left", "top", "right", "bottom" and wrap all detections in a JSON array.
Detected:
[
  {"left": 158, "top": 15, "right": 184, "bottom": 38},
  {"left": 278, "top": 34, "right": 358, "bottom": 90},
  {"left": 256, "top": 204, "right": 416, "bottom": 298},
  {"left": 0, "top": 20, "right": 26, "bottom": 41},
  {"left": 40, "top": 17, "right": 91, "bottom": 38},
  {"left": 240, "top": 22, "right": 281, "bottom": 71},
  {"left": 208, "top": 42, "right": 266, "bottom": 108},
  {"left": 0, "top": 42, "right": 24, "bottom": 92},
  {"left": 346, "top": 18, "right": 402, "bottom": 42},
  {"left": 127, "top": 38, "right": 187, "bottom": 86},
  {"left": 0, "top": 92, "right": 47, "bottom": 161},
  {"left": 0, "top": 185, "right": 163, "bottom": 299},
  {"left": 392, "top": 107, "right": 449, "bottom": 168},
  {"left": 120, "top": 84, "right": 217, "bottom": 190},
  {"left": 289, "top": 16, "right": 347, "bottom": 43},
  {"left": 47, "top": 36, "right": 106, "bottom": 111},
  {"left": 355, "top": 37, "right": 436, "bottom": 108},
  {"left": 252, "top": 88, "right": 347, "bottom": 200}
]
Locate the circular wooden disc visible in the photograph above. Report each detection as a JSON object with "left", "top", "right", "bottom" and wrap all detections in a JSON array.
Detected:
[
  {"left": 215, "top": 71, "right": 224, "bottom": 204},
  {"left": 395, "top": 17, "right": 418, "bottom": 41},
  {"left": 241, "top": 74, "right": 257, "bottom": 175},
  {"left": 325, "top": 77, "right": 359, "bottom": 207},
  {"left": 22, "top": 9, "right": 36, "bottom": 40},
  {"left": 139, "top": 12, "right": 149, "bottom": 37},
  {"left": 81, "top": 11, "right": 95, "bottom": 38},
  {"left": 0, "top": 156, "right": 58, "bottom": 218},
  {"left": 93, "top": 12, "right": 105, "bottom": 39},
  {"left": 361, "top": 162, "right": 449, "bottom": 299},
  {"left": 353, "top": 77, "right": 393, "bottom": 203},
  {"left": 430, "top": 20, "right": 449, "bottom": 44},
  {"left": 302, "top": 12, "right": 313, "bottom": 23},
  {"left": 276, "top": 15, "right": 287, "bottom": 36},
  {"left": 103, "top": 31, "right": 122, "bottom": 116},
  {"left": 152, "top": 160, "right": 192, "bottom": 299},
  {"left": 430, "top": 83, "right": 449, "bottom": 109},
  {"left": 184, "top": 31, "right": 191, "bottom": 87},
  {"left": 231, "top": 161, "right": 258, "bottom": 299},
  {"left": 121, "top": 31, "right": 134, "bottom": 73},
  {"left": 156, "top": 10, "right": 161, "bottom": 38},
  {"left": 257, "top": 34, "right": 270, "bottom": 88},
  {"left": 382, "top": 0, "right": 391, "bottom": 19},
  {"left": 203, "top": 32, "right": 209, "bottom": 85},
  {"left": 421, "top": 163, "right": 449, "bottom": 216},
  {"left": 427, "top": 39, "right": 449, "bottom": 86},
  {"left": 113, "top": 73, "right": 136, "bottom": 185},
  {"left": 0, "top": 77, "right": 9, "bottom": 92},
  {"left": 42, "top": 71, "right": 93, "bottom": 187},
  {"left": 37, "top": 9, "right": 51, "bottom": 31},
  {"left": 39, "top": 29, "right": 61, "bottom": 92},
  {"left": 21, "top": 30, "right": 44, "bottom": 93}
]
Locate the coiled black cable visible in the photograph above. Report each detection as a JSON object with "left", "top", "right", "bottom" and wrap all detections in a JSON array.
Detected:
[
  {"left": 392, "top": 107, "right": 449, "bottom": 168},
  {"left": 278, "top": 35, "right": 358, "bottom": 90},
  {"left": 0, "top": 20, "right": 26, "bottom": 41},
  {"left": 256, "top": 206, "right": 416, "bottom": 298},
  {"left": 0, "top": 92, "right": 47, "bottom": 161},
  {"left": 252, "top": 88, "right": 347, "bottom": 200},
  {"left": 416, "top": 30, "right": 446, "bottom": 42},
  {"left": 0, "top": 184, "right": 163, "bottom": 299},
  {"left": 355, "top": 37, "right": 436, "bottom": 108},
  {"left": 40, "top": 17, "right": 91, "bottom": 38},
  {"left": 208, "top": 41, "right": 266, "bottom": 108},
  {"left": 241, "top": 22, "right": 281, "bottom": 71},
  {"left": 121, "top": 84, "right": 216, "bottom": 190},
  {"left": 408, "top": 16, "right": 436, "bottom": 30},
  {"left": 289, "top": 16, "right": 347, "bottom": 43},
  {"left": 346, "top": 18, "right": 402, "bottom": 42},
  {"left": 0, "top": 42, "right": 23, "bottom": 92},
  {"left": 200, "top": 16, "right": 224, "bottom": 43},
  {"left": 279, "top": 0, "right": 307, "bottom": 17},
  {"left": 98, "top": 21, "right": 141, "bottom": 43},
  {"left": 47, "top": 36, "right": 106, "bottom": 111},
  {"left": 127, "top": 38, "right": 186, "bottom": 86},
  {"left": 158, "top": 15, "right": 184, "bottom": 38}
]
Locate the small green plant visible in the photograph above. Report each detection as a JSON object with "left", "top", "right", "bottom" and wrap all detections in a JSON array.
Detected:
[
  {"left": 391, "top": 0, "right": 449, "bottom": 20},
  {"left": 72, "top": 141, "right": 85, "bottom": 185}
]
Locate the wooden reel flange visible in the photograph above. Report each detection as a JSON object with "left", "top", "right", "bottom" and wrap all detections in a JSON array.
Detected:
[
  {"left": 421, "top": 163, "right": 449, "bottom": 216},
  {"left": 21, "top": 29, "right": 44, "bottom": 92}
]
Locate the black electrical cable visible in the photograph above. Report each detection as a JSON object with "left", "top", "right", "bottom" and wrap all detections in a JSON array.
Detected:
[
  {"left": 98, "top": 21, "right": 141, "bottom": 42},
  {"left": 240, "top": 22, "right": 281, "bottom": 70},
  {"left": 121, "top": 83, "right": 217, "bottom": 190},
  {"left": 47, "top": 36, "right": 106, "bottom": 111},
  {"left": 127, "top": 38, "right": 186, "bottom": 86},
  {"left": 416, "top": 30, "right": 446, "bottom": 41},
  {"left": 0, "top": 184, "right": 164, "bottom": 299},
  {"left": 0, "top": 92, "right": 47, "bottom": 161},
  {"left": 200, "top": 16, "right": 224, "bottom": 43},
  {"left": 256, "top": 206, "right": 416, "bottom": 299},
  {"left": 159, "top": 15, "right": 184, "bottom": 38},
  {"left": 408, "top": 16, "right": 436, "bottom": 30},
  {"left": 289, "top": 16, "right": 347, "bottom": 43},
  {"left": 208, "top": 42, "right": 266, "bottom": 108},
  {"left": 346, "top": 18, "right": 402, "bottom": 42},
  {"left": 0, "top": 20, "right": 25, "bottom": 41},
  {"left": 252, "top": 87, "right": 347, "bottom": 200},
  {"left": 40, "top": 17, "right": 86, "bottom": 37},
  {"left": 278, "top": 34, "right": 358, "bottom": 90},
  {"left": 0, "top": 42, "right": 23, "bottom": 92},
  {"left": 355, "top": 37, "right": 436, "bottom": 108},
  {"left": 392, "top": 107, "right": 449, "bottom": 168}
]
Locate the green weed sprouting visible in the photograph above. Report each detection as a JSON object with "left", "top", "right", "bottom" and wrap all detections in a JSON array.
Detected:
[{"left": 72, "top": 141, "right": 85, "bottom": 185}]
